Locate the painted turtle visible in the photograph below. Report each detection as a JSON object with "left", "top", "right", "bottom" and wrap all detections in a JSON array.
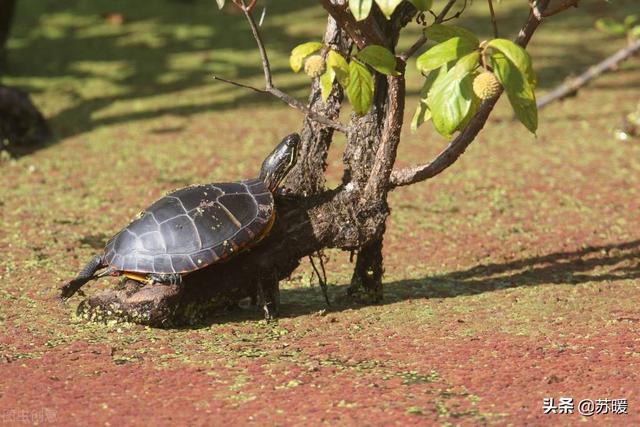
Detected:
[{"left": 60, "top": 133, "right": 300, "bottom": 317}]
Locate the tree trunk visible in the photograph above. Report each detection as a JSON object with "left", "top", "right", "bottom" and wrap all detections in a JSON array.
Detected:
[
  {"left": 348, "top": 235, "right": 385, "bottom": 302},
  {"left": 287, "top": 16, "right": 351, "bottom": 195}
]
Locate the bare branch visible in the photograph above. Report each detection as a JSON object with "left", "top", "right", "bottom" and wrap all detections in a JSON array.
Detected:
[
  {"left": 399, "top": 0, "right": 458, "bottom": 62},
  {"left": 441, "top": 0, "right": 468, "bottom": 23},
  {"left": 400, "top": 35, "right": 427, "bottom": 62},
  {"left": 212, "top": 76, "right": 266, "bottom": 94},
  {"left": 487, "top": 0, "right": 499, "bottom": 38},
  {"left": 212, "top": 0, "right": 349, "bottom": 133},
  {"left": 231, "top": 0, "right": 257, "bottom": 12},
  {"left": 239, "top": 1, "right": 273, "bottom": 88},
  {"left": 308, "top": 252, "right": 330, "bottom": 306},
  {"left": 436, "top": 0, "right": 461, "bottom": 22},
  {"left": 390, "top": 0, "right": 553, "bottom": 188},
  {"left": 389, "top": 96, "right": 500, "bottom": 188},
  {"left": 269, "top": 87, "right": 348, "bottom": 132},
  {"left": 543, "top": 0, "right": 580, "bottom": 17},
  {"left": 538, "top": 38, "right": 640, "bottom": 109}
]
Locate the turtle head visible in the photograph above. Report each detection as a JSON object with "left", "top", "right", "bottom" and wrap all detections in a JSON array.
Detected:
[{"left": 259, "top": 133, "right": 300, "bottom": 192}]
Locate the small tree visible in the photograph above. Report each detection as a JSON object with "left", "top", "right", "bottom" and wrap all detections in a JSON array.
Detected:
[{"left": 84, "top": 0, "right": 588, "bottom": 324}]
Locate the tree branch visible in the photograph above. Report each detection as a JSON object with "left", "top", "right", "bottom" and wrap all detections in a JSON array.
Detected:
[
  {"left": 212, "top": 75, "right": 267, "bottom": 94},
  {"left": 538, "top": 38, "right": 640, "bottom": 109},
  {"left": 399, "top": 0, "right": 458, "bottom": 62},
  {"left": 528, "top": 0, "right": 543, "bottom": 21},
  {"left": 440, "top": 0, "right": 469, "bottom": 23},
  {"left": 363, "top": 71, "right": 406, "bottom": 201},
  {"left": 542, "top": 0, "right": 580, "bottom": 17},
  {"left": 389, "top": 96, "right": 500, "bottom": 188},
  {"left": 212, "top": 0, "right": 349, "bottom": 133},
  {"left": 487, "top": 0, "right": 498, "bottom": 38},
  {"left": 390, "top": 0, "right": 551, "bottom": 188}
]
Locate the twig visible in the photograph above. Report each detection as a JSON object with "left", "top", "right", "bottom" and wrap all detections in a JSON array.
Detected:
[
  {"left": 543, "top": 0, "right": 580, "bottom": 17},
  {"left": 537, "top": 38, "right": 640, "bottom": 109},
  {"left": 318, "top": 251, "right": 328, "bottom": 291},
  {"left": 212, "top": 76, "right": 266, "bottom": 93},
  {"left": 487, "top": 0, "right": 498, "bottom": 38},
  {"left": 232, "top": 0, "right": 257, "bottom": 12},
  {"left": 400, "top": 0, "right": 458, "bottom": 61},
  {"left": 441, "top": 0, "right": 468, "bottom": 23},
  {"left": 389, "top": 0, "right": 552, "bottom": 188},
  {"left": 438, "top": 0, "right": 461, "bottom": 21},
  {"left": 308, "top": 252, "right": 331, "bottom": 307},
  {"left": 240, "top": 0, "right": 273, "bottom": 87},
  {"left": 213, "top": 0, "right": 349, "bottom": 133}
]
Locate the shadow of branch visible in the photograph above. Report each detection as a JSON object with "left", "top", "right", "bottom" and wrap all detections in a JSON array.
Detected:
[{"left": 268, "top": 239, "right": 640, "bottom": 321}]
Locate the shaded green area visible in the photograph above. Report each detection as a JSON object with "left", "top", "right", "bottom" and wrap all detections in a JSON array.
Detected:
[{"left": 2, "top": 0, "right": 637, "bottom": 143}]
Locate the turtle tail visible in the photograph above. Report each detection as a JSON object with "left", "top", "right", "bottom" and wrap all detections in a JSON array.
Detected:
[{"left": 59, "top": 254, "right": 106, "bottom": 300}]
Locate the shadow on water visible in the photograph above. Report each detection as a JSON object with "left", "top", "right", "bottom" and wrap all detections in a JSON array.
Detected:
[
  {"left": 201, "top": 239, "right": 640, "bottom": 325},
  {"left": 4, "top": 0, "right": 320, "bottom": 155},
  {"left": 4, "top": 0, "right": 639, "bottom": 157}
]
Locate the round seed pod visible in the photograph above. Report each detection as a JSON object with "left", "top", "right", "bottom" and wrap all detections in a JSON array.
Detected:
[
  {"left": 473, "top": 71, "right": 502, "bottom": 100},
  {"left": 304, "top": 55, "right": 326, "bottom": 78}
]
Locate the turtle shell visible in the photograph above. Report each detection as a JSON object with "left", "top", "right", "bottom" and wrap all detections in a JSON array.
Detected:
[{"left": 103, "top": 178, "right": 274, "bottom": 274}]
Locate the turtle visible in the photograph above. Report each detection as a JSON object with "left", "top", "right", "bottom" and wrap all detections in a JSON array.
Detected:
[{"left": 60, "top": 133, "right": 300, "bottom": 318}]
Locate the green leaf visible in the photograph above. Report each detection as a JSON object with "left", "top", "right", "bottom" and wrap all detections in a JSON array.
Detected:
[
  {"left": 408, "top": 0, "right": 433, "bottom": 11},
  {"left": 215, "top": 0, "right": 225, "bottom": 10},
  {"left": 349, "top": 0, "right": 373, "bottom": 21},
  {"left": 374, "top": 0, "right": 403, "bottom": 19},
  {"left": 411, "top": 100, "right": 431, "bottom": 132},
  {"left": 346, "top": 60, "right": 374, "bottom": 115},
  {"left": 416, "top": 36, "right": 478, "bottom": 73},
  {"left": 425, "top": 24, "right": 480, "bottom": 45},
  {"left": 490, "top": 52, "right": 537, "bottom": 134},
  {"left": 624, "top": 15, "right": 639, "bottom": 28},
  {"left": 631, "top": 25, "right": 640, "bottom": 39},
  {"left": 456, "top": 91, "right": 480, "bottom": 132},
  {"left": 427, "top": 52, "right": 479, "bottom": 137},
  {"left": 356, "top": 45, "right": 398, "bottom": 76},
  {"left": 595, "top": 18, "right": 627, "bottom": 36},
  {"left": 320, "top": 68, "right": 335, "bottom": 102},
  {"left": 411, "top": 69, "right": 440, "bottom": 132},
  {"left": 327, "top": 50, "right": 350, "bottom": 86},
  {"left": 290, "top": 42, "right": 323, "bottom": 72},
  {"left": 425, "top": 63, "right": 450, "bottom": 106},
  {"left": 486, "top": 39, "right": 535, "bottom": 86}
]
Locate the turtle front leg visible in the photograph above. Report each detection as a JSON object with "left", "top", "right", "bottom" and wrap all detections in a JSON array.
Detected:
[{"left": 257, "top": 276, "right": 280, "bottom": 320}]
